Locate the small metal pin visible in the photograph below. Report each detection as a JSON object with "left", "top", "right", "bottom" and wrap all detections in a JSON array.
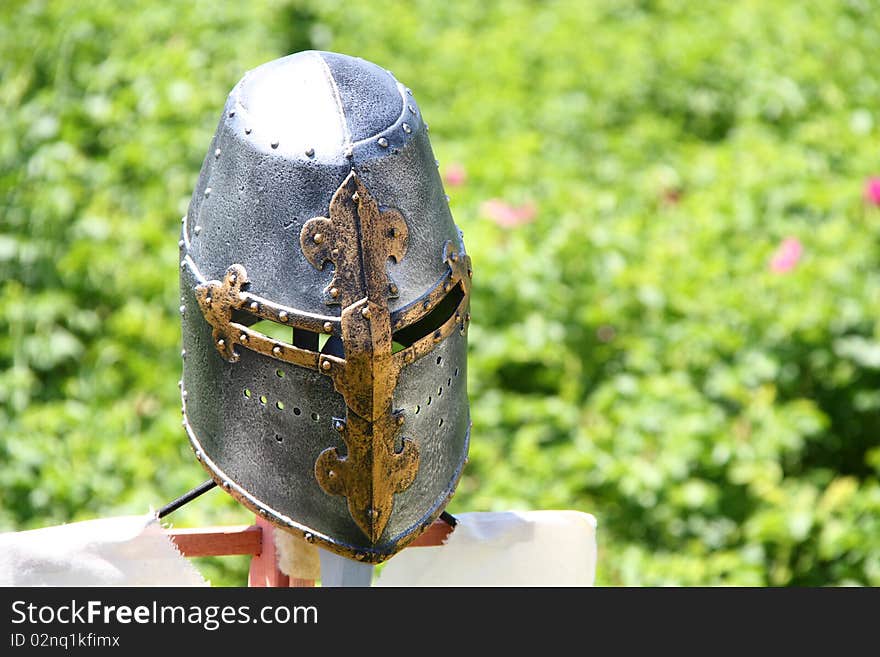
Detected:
[
  {"left": 180, "top": 260, "right": 186, "bottom": 269},
  {"left": 329, "top": 287, "right": 339, "bottom": 299},
  {"left": 377, "top": 137, "right": 389, "bottom": 148},
  {"left": 361, "top": 307, "right": 371, "bottom": 319},
  {"left": 344, "top": 147, "right": 353, "bottom": 159},
  {"left": 331, "top": 248, "right": 339, "bottom": 257},
  {"left": 305, "top": 147, "right": 315, "bottom": 157},
  {"left": 368, "top": 509, "right": 379, "bottom": 520},
  {"left": 433, "top": 330, "right": 442, "bottom": 342},
  {"left": 334, "top": 420, "right": 345, "bottom": 432},
  {"left": 313, "top": 233, "right": 324, "bottom": 244},
  {"left": 178, "top": 239, "right": 185, "bottom": 248},
  {"left": 249, "top": 301, "right": 258, "bottom": 311},
  {"left": 272, "top": 346, "right": 281, "bottom": 355},
  {"left": 423, "top": 300, "right": 431, "bottom": 310},
  {"left": 443, "top": 283, "right": 451, "bottom": 292},
  {"left": 390, "top": 227, "right": 398, "bottom": 238},
  {"left": 351, "top": 191, "right": 359, "bottom": 202},
  {"left": 389, "top": 283, "right": 398, "bottom": 295},
  {"left": 323, "top": 322, "right": 333, "bottom": 333},
  {"left": 304, "top": 533, "right": 315, "bottom": 543},
  {"left": 450, "top": 252, "right": 459, "bottom": 262},
  {"left": 409, "top": 104, "right": 416, "bottom": 114},
  {"left": 271, "top": 140, "right": 279, "bottom": 149},
  {"left": 179, "top": 305, "right": 186, "bottom": 315},
  {"left": 204, "top": 187, "right": 211, "bottom": 197},
  {"left": 228, "top": 273, "right": 237, "bottom": 283},
  {"left": 181, "top": 349, "right": 186, "bottom": 358},
  {"left": 321, "top": 360, "right": 332, "bottom": 371},
  {"left": 240, "top": 333, "right": 248, "bottom": 343},
  {"left": 245, "top": 127, "right": 252, "bottom": 134},
  {"left": 194, "top": 225, "right": 202, "bottom": 235},
  {"left": 228, "top": 110, "right": 235, "bottom": 118},
  {"left": 214, "top": 148, "right": 221, "bottom": 158},
  {"left": 402, "top": 123, "right": 412, "bottom": 134},
  {"left": 328, "top": 470, "right": 336, "bottom": 479},
  {"left": 217, "top": 338, "right": 225, "bottom": 347},
  {"left": 279, "top": 311, "right": 288, "bottom": 322}
]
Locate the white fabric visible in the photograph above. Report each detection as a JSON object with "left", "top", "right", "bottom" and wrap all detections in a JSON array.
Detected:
[
  {"left": 374, "top": 510, "right": 597, "bottom": 587},
  {"left": 0, "top": 514, "right": 207, "bottom": 587}
]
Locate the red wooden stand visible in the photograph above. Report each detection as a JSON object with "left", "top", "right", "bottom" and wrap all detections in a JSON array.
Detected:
[{"left": 166, "top": 516, "right": 454, "bottom": 587}]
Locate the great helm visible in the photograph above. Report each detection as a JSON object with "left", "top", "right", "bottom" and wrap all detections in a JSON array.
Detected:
[{"left": 178, "top": 51, "right": 471, "bottom": 562}]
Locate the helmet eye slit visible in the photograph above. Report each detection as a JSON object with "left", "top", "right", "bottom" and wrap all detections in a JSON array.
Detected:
[
  {"left": 230, "top": 310, "right": 332, "bottom": 356},
  {"left": 392, "top": 283, "right": 465, "bottom": 348}
]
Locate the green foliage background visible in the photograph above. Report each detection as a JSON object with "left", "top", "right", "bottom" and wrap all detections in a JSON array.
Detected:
[{"left": 2, "top": 0, "right": 879, "bottom": 586}]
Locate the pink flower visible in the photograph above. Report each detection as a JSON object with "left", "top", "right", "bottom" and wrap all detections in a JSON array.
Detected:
[
  {"left": 481, "top": 199, "right": 537, "bottom": 228},
  {"left": 769, "top": 237, "right": 803, "bottom": 274},
  {"left": 443, "top": 163, "right": 467, "bottom": 188},
  {"left": 864, "top": 177, "right": 880, "bottom": 206}
]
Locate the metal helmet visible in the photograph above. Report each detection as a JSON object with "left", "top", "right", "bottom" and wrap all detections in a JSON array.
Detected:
[{"left": 178, "top": 51, "right": 471, "bottom": 563}]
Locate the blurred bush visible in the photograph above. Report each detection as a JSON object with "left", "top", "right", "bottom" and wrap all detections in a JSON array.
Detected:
[{"left": 2, "top": 0, "right": 879, "bottom": 585}]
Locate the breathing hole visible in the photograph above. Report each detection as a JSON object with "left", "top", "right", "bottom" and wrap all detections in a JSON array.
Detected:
[
  {"left": 259, "top": 395, "right": 267, "bottom": 405},
  {"left": 438, "top": 386, "right": 443, "bottom": 396},
  {"left": 415, "top": 405, "right": 421, "bottom": 414},
  {"left": 454, "top": 368, "right": 460, "bottom": 377},
  {"left": 311, "top": 412, "right": 319, "bottom": 421},
  {"left": 447, "top": 377, "right": 452, "bottom": 386},
  {"left": 276, "top": 401, "right": 284, "bottom": 410},
  {"left": 438, "top": 418, "right": 444, "bottom": 427},
  {"left": 244, "top": 389, "right": 251, "bottom": 398},
  {"left": 436, "top": 356, "right": 442, "bottom": 365},
  {"left": 275, "top": 434, "right": 283, "bottom": 443},
  {"left": 276, "top": 369, "right": 284, "bottom": 378},
  {"left": 427, "top": 396, "right": 432, "bottom": 405},
  {"left": 293, "top": 407, "right": 302, "bottom": 416}
]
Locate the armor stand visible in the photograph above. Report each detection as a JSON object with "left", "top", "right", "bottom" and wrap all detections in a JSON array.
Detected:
[{"left": 167, "top": 514, "right": 454, "bottom": 587}]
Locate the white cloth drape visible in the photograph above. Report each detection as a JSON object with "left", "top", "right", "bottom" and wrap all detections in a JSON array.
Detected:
[{"left": 0, "top": 514, "right": 207, "bottom": 586}]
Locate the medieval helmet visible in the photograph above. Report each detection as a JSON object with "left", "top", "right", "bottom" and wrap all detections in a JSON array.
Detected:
[{"left": 178, "top": 51, "right": 472, "bottom": 563}]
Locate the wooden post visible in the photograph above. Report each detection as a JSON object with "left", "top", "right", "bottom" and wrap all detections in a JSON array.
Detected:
[{"left": 247, "top": 515, "right": 290, "bottom": 587}]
